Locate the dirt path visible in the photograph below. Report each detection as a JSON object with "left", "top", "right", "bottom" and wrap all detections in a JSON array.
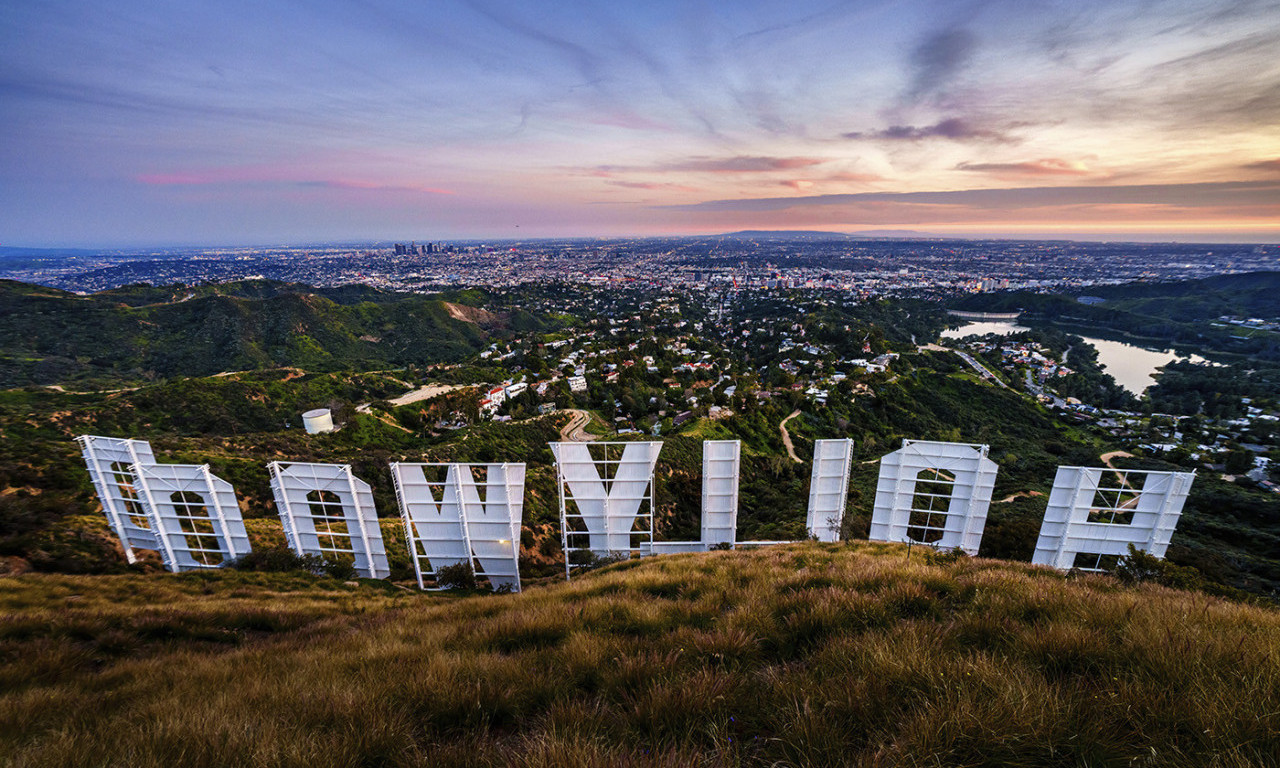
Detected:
[
  {"left": 560, "top": 409, "right": 598, "bottom": 442},
  {"left": 779, "top": 410, "right": 802, "bottom": 463},
  {"left": 1100, "top": 450, "right": 1133, "bottom": 469},
  {"left": 389, "top": 383, "right": 464, "bottom": 407},
  {"left": 996, "top": 490, "right": 1044, "bottom": 503}
]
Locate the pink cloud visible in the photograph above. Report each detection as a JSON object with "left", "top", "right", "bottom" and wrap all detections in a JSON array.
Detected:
[
  {"left": 955, "top": 158, "right": 1093, "bottom": 176},
  {"left": 606, "top": 180, "right": 697, "bottom": 192},
  {"left": 302, "top": 180, "right": 455, "bottom": 195}
]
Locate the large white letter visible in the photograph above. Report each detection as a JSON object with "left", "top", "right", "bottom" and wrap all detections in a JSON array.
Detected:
[
  {"left": 870, "top": 440, "right": 997, "bottom": 556},
  {"left": 701, "top": 439, "right": 741, "bottom": 549},
  {"left": 806, "top": 439, "right": 854, "bottom": 542},
  {"left": 551, "top": 441, "right": 662, "bottom": 577},
  {"left": 647, "top": 439, "right": 742, "bottom": 555},
  {"left": 1032, "top": 466, "right": 1193, "bottom": 571},
  {"left": 268, "top": 462, "right": 389, "bottom": 579},
  {"left": 78, "top": 435, "right": 159, "bottom": 563},
  {"left": 132, "top": 463, "right": 251, "bottom": 572},
  {"left": 391, "top": 462, "right": 525, "bottom": 591}
]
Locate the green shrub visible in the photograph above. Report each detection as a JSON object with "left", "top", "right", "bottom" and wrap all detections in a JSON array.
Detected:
[
  {"left": 435, "top": 561, "right": 477, "bottom": 590},
  {"left": 230, "top": 547, "right": 358, "bottom": 580}
]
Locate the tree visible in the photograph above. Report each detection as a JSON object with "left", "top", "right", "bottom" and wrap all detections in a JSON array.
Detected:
[{"left": 1225, "top": 449, "right": 1254, "bottom": 475}]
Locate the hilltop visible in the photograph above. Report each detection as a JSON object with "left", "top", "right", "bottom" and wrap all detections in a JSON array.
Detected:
[
  {"left": 0, "top": 279, "right": 556, "bottom": 387},
  {"left": 2, "top": 542, "right": 1278, "bottom": 766}
]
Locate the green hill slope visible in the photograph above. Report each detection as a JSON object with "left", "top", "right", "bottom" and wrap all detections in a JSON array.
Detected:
[
  {"left": 2, "top": 543, "right": 1278, "bottom": 766},
  {"left": 951, "top": 271, "right": 1280, "bottom": 360},
  {"left": 0, "top": 280, "right": 535, "bottom": 386}
]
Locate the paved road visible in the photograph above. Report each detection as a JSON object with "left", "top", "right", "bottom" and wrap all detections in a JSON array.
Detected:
[
  {"left": 951, "top": 349, "right": 1009, "bottom": 389},
  {"left": 919, "top": 344, "right": 1007, "bottom": 389}
]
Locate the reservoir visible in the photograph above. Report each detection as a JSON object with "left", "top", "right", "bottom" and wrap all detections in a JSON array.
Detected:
[{"left": 941, "top": 319, "right": 1208, "bottom": 395}]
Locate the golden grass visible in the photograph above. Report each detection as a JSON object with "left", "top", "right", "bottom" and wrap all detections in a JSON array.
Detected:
[{"left": 3, "top": 543, "right": 1279, "bottom": 766}]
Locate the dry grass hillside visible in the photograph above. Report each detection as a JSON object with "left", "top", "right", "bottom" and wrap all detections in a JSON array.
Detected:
[{"left": 2, "top": 542, "right": 1279, "bottom": 767}]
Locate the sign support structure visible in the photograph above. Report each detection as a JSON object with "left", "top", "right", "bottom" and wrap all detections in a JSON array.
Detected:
[
  {"left": 131, "top": 462, "right": 251, "bottom": 572},
  {"left": 268, "top": 461, "right": 390, "bottom": 579},
  {"left": 391, "top": 462, "right": 526, "bottom": 591},
  {"left": 551, "top": 441, "right": 662, "bottom": 579},
  {"left": 806, "top": 439, "right": 854, "bottom": 542},
  {"left": 1032, "top": 466, "right": 1194, "bottom": 571},
  {"left": 870, "top": 440, "right": 998, "bottom": 556},
  {"left": 77, "top": 435, "right": 160, "bottom": 563}
]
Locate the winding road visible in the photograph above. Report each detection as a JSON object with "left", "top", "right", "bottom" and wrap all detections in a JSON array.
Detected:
[{"left": 560, "top": 409, "right": 599, "bottom": 442}]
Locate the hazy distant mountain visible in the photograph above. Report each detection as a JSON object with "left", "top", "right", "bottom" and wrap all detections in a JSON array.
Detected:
[
  {"left": 847, "top": 229, "right": 936, "bottom": 238},
  {"left": 714, "top": 229, "right": 935, "bottom": 239}
]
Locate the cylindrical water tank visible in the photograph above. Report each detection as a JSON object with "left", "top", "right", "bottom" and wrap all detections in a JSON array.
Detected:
[{"left": 302, "top": 408, "right": 334, "bottom": 434}]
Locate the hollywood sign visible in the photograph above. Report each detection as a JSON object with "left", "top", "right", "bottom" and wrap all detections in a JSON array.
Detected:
[{"left": 77, "top": 434, "right": 1195, "bottom": 590}]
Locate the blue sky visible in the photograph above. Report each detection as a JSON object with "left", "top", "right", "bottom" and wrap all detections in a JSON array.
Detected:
[{"left": 2, "top": 0, "right": 1279, "bottom": 246}]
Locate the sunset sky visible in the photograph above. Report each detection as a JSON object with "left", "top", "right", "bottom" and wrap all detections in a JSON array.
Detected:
[{"left": 3, "top": 0, "right": 1279, "bottom": 246}]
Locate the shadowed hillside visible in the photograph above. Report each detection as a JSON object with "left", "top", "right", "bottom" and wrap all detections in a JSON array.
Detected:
[
  {"left": 2, "top": 542, "right": 1278, "bottom": 766},
  {"left": 0, "top": 280, "right": 553, "bottom": 386}
]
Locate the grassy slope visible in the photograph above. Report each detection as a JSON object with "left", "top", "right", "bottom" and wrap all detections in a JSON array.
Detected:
[{"left": 3, "top": 542, "right": 1279, "bottom": 767}]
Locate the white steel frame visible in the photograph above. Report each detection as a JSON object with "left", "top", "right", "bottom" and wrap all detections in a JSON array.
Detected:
[
  {"left": 551, "top": 441, "right": 662, "bottom": 578},
  {"left": 647, "top": 439, "right": 742, "bottom": 555},
  {"left": 390, "top": 462, "right": 526, "bottom": 592},
  {"left": 1032, "top": 466, "right": 1194, "bottom": 572},
  {"left": 77, "top": 435, "right": 159, "bottom": 563},
  {"left": 268, "top": 461, "right": 389, "bottom": 579},
  {"left": 806, "top": 439, "right": 854, "bottom": 542},
  {"left": 701, "top": 439, "right": 741, "bottom": 548},
  {"left": 131, "top": 463, "right": 251, "bottom": 572},
  {"left": 870, "top": 440, "right": 998, "bottom": 555}
]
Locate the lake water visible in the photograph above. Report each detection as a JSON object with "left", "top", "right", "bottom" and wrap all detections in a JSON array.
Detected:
[
  {"left": 940, "top": 320, "right": 1029, "bottom": 339},
  {"left": 942, "top": 319, "right": 1208, "bottom": 395}
]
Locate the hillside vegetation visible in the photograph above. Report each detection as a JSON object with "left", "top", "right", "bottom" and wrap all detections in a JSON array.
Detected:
[
  {"left": 2, "top": 542, "right": 1278, "bottom": 766},
  {"left": 0, "top": 280, "right": 553, "bottom": 386},
  {"left": 952, "top": 271, "right": 1280, "bottom": 360},
  {"left": 4, "top": 354, "right": 1278, "bottom": 596}
]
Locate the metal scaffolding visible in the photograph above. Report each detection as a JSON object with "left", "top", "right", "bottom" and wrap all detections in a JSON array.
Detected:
[
  {"left": 390, "top": 462, "right": 525, "bottom": 591},
  {"left": 268, "top": 461, "right": 389, "bottom": 579},
  {"left": 870, "top": 440, "right": 998, "bottom": 556},
  {"left": 1032, "top": 466, "right": 1194, "bottom": 571}
]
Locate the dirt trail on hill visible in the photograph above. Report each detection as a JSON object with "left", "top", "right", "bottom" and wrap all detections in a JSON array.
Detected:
[
  {"left": 780, "top": 410, "right": 802, "bottom": 463},
  {"left": 997, "top": 490, "right": 1044, "bottom": 503},
  {"left": 1101, "top": 450, "right": 1134, "bottom": 468}
]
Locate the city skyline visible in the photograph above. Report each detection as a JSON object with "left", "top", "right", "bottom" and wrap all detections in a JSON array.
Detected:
[{"left": 3, "top": 0, "right": 1279, "bottom": 247}]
